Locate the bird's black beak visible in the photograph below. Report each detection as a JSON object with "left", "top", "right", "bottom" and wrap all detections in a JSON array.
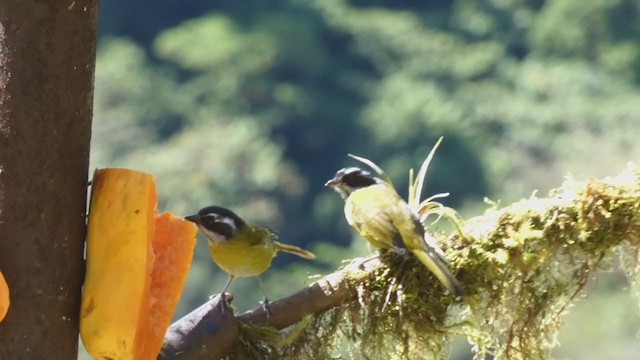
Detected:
[
  {"left": 184, "top": 214, "right": 200, "bottom": 223},
  {"left": 324, "top": 178, "right": 338, "bottom": 187}
]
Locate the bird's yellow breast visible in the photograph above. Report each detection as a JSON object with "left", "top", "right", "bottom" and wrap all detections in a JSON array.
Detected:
[
  {"left": 209, "top": 226, "right": 276, "bottom": 277},
  {"left": 208, "top": 232, "right": 276, "bottom": 277}
]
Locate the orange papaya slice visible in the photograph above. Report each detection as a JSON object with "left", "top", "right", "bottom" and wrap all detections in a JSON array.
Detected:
[
  {"left": 80, "top": 168, "right": 197, "bottom": 360},
  {"left": 0, "top": 271, "right": 9, "bottom": 322}
]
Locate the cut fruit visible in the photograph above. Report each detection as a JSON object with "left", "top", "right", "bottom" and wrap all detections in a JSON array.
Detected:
[
  {"left": 140, "top": 212, "right": 199, "bottom": 359},
  {"left": 80, "top": 168, "right": 197, "bottom": 360},
  {"left": 0, "top": 271, "right": 9, "bottom": 322}
]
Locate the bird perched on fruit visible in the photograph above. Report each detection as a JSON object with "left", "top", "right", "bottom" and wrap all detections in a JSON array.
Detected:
[
  {"left": 325, "top": 167, "right": 462, "bottom": 296},
  {"left": 185, "top": 206, "right": 315, "bottom": 312}
]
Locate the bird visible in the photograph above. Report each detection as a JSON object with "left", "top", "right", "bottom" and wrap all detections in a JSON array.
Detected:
[
  {"left": 325, "top": 167, "right": 463, "bottom": 296},
  {"left": 185, "top": 205, "right": 315, "bottom": 313}
]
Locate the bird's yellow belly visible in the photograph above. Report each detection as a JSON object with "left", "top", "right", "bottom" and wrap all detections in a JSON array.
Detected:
[{"left": 208, "top": 241, "right": 275, "bottom": 277}]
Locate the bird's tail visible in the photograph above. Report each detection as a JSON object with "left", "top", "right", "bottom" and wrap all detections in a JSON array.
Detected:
[
  {"left": 411, "top": 247, "right": 463, "bottom": 296},
  {"left": 274, "top": 241, "right": 316, "bottom": 259}
]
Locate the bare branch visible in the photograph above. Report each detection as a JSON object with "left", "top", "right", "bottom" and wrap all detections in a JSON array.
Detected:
[
  {"left": 237, "top": 255, "right": 381, "bottom": 328},
  {"left": 159, "top": 296, "right": 239, "bottom": 359}
]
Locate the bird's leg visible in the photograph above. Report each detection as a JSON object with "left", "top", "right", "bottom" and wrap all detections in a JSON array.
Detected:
[
  {"left": 256, "top": 276, "right": 272, "bottom": 317},
  {"left": 218, "top": 275, "right": 235, "bottom": 314}
]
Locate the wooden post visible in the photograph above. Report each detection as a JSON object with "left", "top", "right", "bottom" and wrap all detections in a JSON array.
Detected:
[{"left": 0, "top": 0, "right": 99, "bottom": 358}]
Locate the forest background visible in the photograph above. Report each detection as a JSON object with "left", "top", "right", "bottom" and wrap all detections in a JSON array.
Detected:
[{"left": 84, "top": 0, "right": 640, "bottom": 358}]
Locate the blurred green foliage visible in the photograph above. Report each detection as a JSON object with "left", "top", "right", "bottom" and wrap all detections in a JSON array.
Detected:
[{"left": 86, "top": 0, "right": 640, "bottom": 358}]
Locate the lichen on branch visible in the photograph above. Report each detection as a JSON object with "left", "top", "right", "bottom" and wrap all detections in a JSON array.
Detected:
[{"left": 231, "top": 164, "right": 640, "bottom": 360}]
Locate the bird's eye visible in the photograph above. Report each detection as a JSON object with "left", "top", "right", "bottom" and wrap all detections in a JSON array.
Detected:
[
  {"left": 202, "top": 216, "right": 217, "bottom": 227},
  {"left": 199, "top": 214, "right": 236, "bottom": 239}
]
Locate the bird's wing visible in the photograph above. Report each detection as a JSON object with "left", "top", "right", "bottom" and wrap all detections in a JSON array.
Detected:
[
  {"left": 346, "top": 184, "right": 463, "bottom": 295},
  {"left": 345, "top": 184, "right": 407, "bottom": 251},
  {"left": 390, "top": 203, "right": 463, "bottom": 296},
  {"left": 243, "top": 225, "right": 276, "bottom": 247}
]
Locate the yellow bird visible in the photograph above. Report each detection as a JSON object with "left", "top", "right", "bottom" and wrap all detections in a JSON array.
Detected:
[
  {"left": 185, "top": 206, "right": 315, "bottom": 312},
  {"left": 326, "top": 167, "right": 462, "bottom": 296}
]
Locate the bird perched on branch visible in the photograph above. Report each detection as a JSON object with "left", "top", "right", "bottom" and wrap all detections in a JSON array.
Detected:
[
  {"left": 325, "top": 167, "right": 463, "bottom": 296},
  {"left": 185, "top": 206, "right": 315, "bottom": 313}
]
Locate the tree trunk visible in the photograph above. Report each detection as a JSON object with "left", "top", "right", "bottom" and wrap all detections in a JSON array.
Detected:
[{"left": 0, "top": 0, "right": 99, "bottom": 358}]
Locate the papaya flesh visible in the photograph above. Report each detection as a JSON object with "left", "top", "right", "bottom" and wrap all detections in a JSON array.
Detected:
[
  {"left": 80, "top": 168, "right": 197, "bottom": 360},
  {"left": 0, "top": 271, "right": 8, "bottom": 322}
]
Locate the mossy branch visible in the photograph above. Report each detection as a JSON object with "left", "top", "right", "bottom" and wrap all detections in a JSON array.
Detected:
[{"left": 160, "top": 164, "right": 640, "bottom": 359}]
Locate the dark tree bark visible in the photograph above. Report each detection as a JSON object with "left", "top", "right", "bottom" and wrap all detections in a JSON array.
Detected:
[
  {"left": 159, "top": 295, "right": 240, "bottom": 359},
  {"left": 0, "top": 0, "right": 99, "bottom": 358}
]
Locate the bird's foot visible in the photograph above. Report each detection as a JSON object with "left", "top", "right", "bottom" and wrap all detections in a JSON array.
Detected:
[
  {"left": 392, "top": 247, "right": 410, "bottom": 257},
  {"left": 358, "top": 254, "right": 383, "bottom": 270},
  {"left": 260, "top": 297, "right": 273, "bottom": 317},
  {"left": 218, "top": 293, "right": 232, "bottom": 315}
]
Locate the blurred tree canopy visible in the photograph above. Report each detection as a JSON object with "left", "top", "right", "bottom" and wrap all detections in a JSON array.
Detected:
[{"left": 88, "top": 0, "right": 640, "bottom": 357}]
